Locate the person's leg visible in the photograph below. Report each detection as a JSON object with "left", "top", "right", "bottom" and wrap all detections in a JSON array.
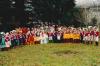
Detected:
[
  {"left": 14, "top": 39, "right": 17, "bottom": 47},
  {"left": 94, "top": 36, "right": 99, "bottom": 46},
  {"left": 11, "top": 40, "right": 13, "bottom": 48},
  {"left": 40, "top": 39, "right": 43, "bottom": 44},
  {"left": 63, "top": 39, "right": 66, "bottom": 43},
  {"left": 1, "top": 48, "right": 6, "bottom": 51},
  {"left": 96, "top": 41, "right": 99, "bottom": 46},
  {"left": 1, "top": 48, "right": 3, "bottom": 51},
  {"left": 16, "top": 39, "right": 19, "bottom": 46},
  {"left": 74, "top": 39, "right": 77, "bottom": 43},
  {"left": 90, "top": 36, "right": 93, "bottom": 44}
]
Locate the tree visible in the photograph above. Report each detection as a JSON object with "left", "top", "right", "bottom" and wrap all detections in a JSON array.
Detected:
[
  {"left": 0, "top": 0, "right": 25, "bottom": 31},
  {"left": 31, "top": 0, "right": 75, "bottom": 25},
  {"left": 71, "top": 8, "right": 85, "bottom": 27},
  {"left": 91, "top": 17, "right": 97, "bottom": 26},
  {"left": 0, "top": 0, "right": 10, "bottom": 15}
]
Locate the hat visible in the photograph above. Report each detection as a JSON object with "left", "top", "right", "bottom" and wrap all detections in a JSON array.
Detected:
[
  {"left": 6, "top": 32, "right": 9, "bottom": 35},
  {"left": 1, "top": 32, "right": 5, "bottom": 35}
]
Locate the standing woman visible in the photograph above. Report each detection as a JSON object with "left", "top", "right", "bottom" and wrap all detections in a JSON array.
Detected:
[
  {"left": 83, "top": 29, "right": 88, "bottom": 44},
  {"left": 27, "top": 30, "right": 34, "bottom": 45},
  {"left": 94, "top": 28, "right": 99, "bottom": 46},
  {"left": 44, "top": 32, "right": 49, "bottom": 44},
  {"left": 27, "top": 32, "right": 32, "bottom": 45},
  {"left": 52, "top": 31, "right": 57, "bottom": 43},
  {"left": 10, "top": 31, "right": 14, "bottom": 48},
  {"left": 40, "top": 31, "right": 45, "bottom": 44},
  {"left": 16, "top": 32, "right": 20, "bottom": 46},
  {"left": 90, "top": 28, "right": 94, "bottom": 44},
  {"left": 31, "top": 30, "right": 35, "bottom": 44},
  {"left": 48, "top": 32, "right": 53, "bottom": 43},
  {"left": 5, "top": 32, "right": 11, "bottom": 50},
  {"left": 80, "top": 29, "right": 84, "bottom": 44},
  {"left": 57, "top": 31, "right": 61, "bottom": 43},
  {"left": 25, "top": 30, "right": 30, "bottom": 45},
  {"left": 0, "top": 32, "right": 6, "bottom": 51},
  {"left": 29, "top": 32, "right": 34, "bottom": 45}
]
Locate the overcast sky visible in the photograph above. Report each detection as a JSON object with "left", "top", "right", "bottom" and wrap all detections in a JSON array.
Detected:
[{"left": 75, "top": 0, "right": 100, "bottom": 8}]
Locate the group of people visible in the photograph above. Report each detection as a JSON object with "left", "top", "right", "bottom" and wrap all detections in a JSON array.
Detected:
[{"left": 0, "top": 24, "right": 99, "bottom": 51}]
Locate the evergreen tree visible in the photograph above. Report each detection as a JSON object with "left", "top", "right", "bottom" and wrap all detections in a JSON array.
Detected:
[{"left": 32, "top": 0, "right": 75, "bottom": 24}]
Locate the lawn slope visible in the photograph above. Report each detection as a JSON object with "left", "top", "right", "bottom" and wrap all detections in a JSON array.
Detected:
[{"left": 0, "top": 44, "right": 100, "bottom": 66}]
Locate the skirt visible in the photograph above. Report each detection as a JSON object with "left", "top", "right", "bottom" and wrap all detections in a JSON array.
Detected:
[{"left": 5, "top": 41, "right": 11, "bottom": 48}]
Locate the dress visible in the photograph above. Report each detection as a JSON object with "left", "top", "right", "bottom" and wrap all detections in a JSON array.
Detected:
[
  {"left": 0, "top": 36, "right": 6, "bottom": 48},
  {"left": 27, "top": 34, "right": 34, "bottom": 45},
  {"left": 5, "top": 36, "right": 11, "bottom": 48}
]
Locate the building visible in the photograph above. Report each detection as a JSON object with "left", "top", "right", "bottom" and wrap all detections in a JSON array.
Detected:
[{"left": 80, "top": 6, "right": 100, "bottom": 25}]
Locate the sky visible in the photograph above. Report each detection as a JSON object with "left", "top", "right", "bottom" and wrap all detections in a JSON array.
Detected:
[{"left": 75, "top": 0, "right": 100, "bottom": 8}]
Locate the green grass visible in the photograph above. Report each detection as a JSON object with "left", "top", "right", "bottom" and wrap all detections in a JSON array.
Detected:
[{"left": 0, "top": 43, "right": 100, "bottom": 66}]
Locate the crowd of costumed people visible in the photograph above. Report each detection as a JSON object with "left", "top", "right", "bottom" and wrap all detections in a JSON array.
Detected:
[{"left": 0, "top": 23, "right": 99, "bottom": 51}]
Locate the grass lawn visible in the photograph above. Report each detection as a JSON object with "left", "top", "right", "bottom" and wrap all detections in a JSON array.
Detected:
[{"left": 0, "top": 43, "right": 100, "bottom": 66}]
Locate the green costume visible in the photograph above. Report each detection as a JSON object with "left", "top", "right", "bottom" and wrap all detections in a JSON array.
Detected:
[{"left": 0, "top": 35, "right": 6, "bottom": 48}]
